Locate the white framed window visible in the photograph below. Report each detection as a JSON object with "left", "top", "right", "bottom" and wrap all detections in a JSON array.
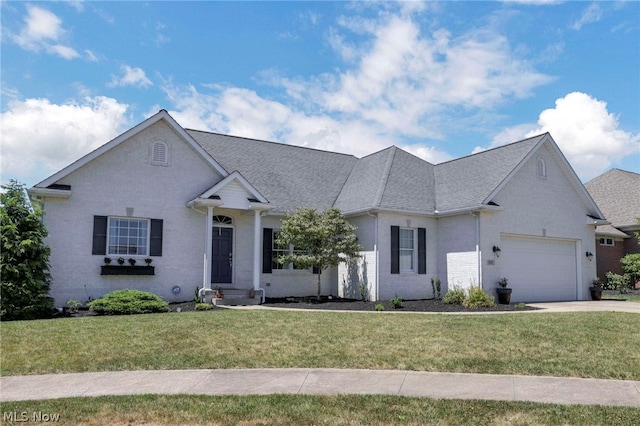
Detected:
[
  {"left": 272, "top": 231, "right": 289, "bottom": 270},
  {"left": 399, "top": 228, "right": 415, "bottom": 272},
  {"left": 108, "top": 217, "right": 150, "bottom": 256},
  {"left": 599, "top": 237, "right": 614, "bottom": 246},
  {"left": 536, "top": 157, "right": 546, "bottom": 179},
  {"left": 150, "top": 141, "right": 169, "bottom": 166},
  {"left": 272, "top": 231, "right": 310, "bottom": 271}
]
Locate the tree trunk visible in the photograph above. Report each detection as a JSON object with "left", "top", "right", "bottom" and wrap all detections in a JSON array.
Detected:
[{"left": 317, "top": 268, "right": 322, "bottom": 301}]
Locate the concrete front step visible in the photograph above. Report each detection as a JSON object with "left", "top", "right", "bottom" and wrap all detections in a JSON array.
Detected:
[
  {"left": 206, "top": 288, "right": 262, "bottom": 306},
  {"left": 213, "top": 297, "right": 260, "bottom": 306}
]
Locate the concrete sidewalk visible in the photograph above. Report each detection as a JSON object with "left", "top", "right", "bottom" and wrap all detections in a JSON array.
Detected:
[{"left": 2, "top": 369, "right": 639, "bottom": 407}]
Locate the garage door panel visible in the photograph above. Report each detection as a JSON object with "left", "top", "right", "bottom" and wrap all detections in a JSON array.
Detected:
[{"left": 500, "top": 236, "right": 577, "bottom": 302}]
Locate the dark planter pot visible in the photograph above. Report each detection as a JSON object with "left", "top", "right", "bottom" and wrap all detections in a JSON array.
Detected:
[
  {"left": 496, "top": 287, "right": 512, "bottom": 305},
  {"left": 589, "top": 286, "right": 603, "bottom": 301},
  {"left": 101, "top": 265, "right": 155, "bottom": 276}
]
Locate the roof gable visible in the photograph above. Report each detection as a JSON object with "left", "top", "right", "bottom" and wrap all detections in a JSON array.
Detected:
[
  {"left": 434, "top": 134, "right": 545, "bottom": 212},
  {"left": 196, "top": 170, "right": 269, "bottom": 207},
  {"left": 34, "top": 110, "right": 228, "bottom": 188}
]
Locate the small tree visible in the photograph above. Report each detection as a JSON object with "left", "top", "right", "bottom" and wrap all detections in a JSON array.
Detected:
[
  {"left": 1, "top": 180, "right": 54, "bottom": 320},
  {"left": 276, "top": 207, "right": 362, "bottom": 299}
]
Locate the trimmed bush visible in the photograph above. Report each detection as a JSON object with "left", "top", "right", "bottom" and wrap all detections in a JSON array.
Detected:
[
  {"left": 390, "top": 294, "right": 403, "bottom": 309},
  {"left": 463, "top": 286, "right": 495, "bottom": 308},
  {"left": 442, "top": 287, "right": 466, "bottom": 305},
  {"left": 88, "top": 290, "right": 168, "bottom": 315}
]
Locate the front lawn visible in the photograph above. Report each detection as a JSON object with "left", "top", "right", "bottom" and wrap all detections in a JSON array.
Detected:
[
  {"left": 3, "top": 394, "right": 639, "bottom": 425},
  {"left": 2, "top": 310, "right": 639, "bottom": 380}
]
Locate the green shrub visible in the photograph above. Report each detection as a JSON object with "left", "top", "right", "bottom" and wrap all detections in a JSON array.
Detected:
[
  {"left": 390, "top": 294, "right": 403, "bottom": 309},
  {"left": 605, "top": 272, "right": 631, "bottom": 293},
  {"left": 195, "top": 303, "right": 213, "bottom": 311},
  {"left": 442, "top": 286, "right": 465, "bottom": 305},
  {"left": 374, "top": 303, "right": 384, "bottom": 311},
  {"left": 463, "top": 286, "right": 495, "bottom": 308},
  {"left": 88, "top": 290, "right": 168, "bottom": 315}
]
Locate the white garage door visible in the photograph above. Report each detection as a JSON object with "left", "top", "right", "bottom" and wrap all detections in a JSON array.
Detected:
[{"left": 500, "top": 235, "right": 577, "bottom": 302}]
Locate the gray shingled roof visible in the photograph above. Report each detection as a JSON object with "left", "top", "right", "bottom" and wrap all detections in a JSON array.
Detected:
[
  {"left": 334, "top": 147, "right": 436, "bottom": 213},
  {"left": 585, "top": 169, "right": 640, "bottom": 229},
  {"left": 187, "top": 130, "right": 357, "bottom": 213},
  {"left": 189, "top": 128, "right": 549, "bottom": 215},
  {"left": 434, "top": 134, "right": 546, "bottom": 212}
]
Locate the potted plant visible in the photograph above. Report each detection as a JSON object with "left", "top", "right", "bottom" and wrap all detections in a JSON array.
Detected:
[
  {"left": 589, "top": 277, "right": 603, "bottom": 301},
  {"left": 496, "top": 277, "right": 512, "bottom": 304}
]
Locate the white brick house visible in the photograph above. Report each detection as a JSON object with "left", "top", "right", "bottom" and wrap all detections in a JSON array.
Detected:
[{"left": 29, "top": 110, "right": 605, "bottom": 306}]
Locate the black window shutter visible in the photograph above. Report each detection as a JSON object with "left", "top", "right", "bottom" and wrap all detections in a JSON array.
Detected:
[
  {"left": 391, "top": 226, "right": 399, "bottom": 274},
  {"left": 263, "top": 228, "right": 273, "bottom": 273},
  {"left": 92, "top": 216, "right": 108, "bottom": 255},
  {"left": 150, "top": 219, "right": 163, "bottom": 256},
  {"left": 418, "top": 228, "right": 426, "bottom": 274}
]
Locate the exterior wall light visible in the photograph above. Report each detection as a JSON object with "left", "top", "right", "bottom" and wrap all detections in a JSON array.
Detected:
[
  {"left": 586, "top": 251, "right": 593, "bottom": 261},
  {"left": 492, "top": 246, "right": 501, "bottom": 257}
]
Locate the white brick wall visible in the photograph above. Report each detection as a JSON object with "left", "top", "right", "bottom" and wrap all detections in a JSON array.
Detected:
[{"left": 40, "top": 121, "right": 223, "bottom": 306}]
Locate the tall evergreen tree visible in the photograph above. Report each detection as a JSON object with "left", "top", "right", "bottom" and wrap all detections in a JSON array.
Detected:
[
  {"left": 276, "top": 207, "right": 362, "bottom": 299},
  {"left": 1, "top": 180, "right": 53, "bottom": 320}
]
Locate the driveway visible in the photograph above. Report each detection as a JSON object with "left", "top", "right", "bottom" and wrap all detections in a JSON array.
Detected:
[{"left": 526, "top": 300, "right": 639, "bottom": 313}]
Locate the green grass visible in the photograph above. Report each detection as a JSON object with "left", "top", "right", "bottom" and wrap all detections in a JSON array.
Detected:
[
  {"left": 2, "top": 394, "right": 639, "bottom": 425},
  {"left": 602, "top": 293, "right": 640, "bottom": 302},
  {"left": 2, "top": 310, "right": 639, "bottom": 380}
]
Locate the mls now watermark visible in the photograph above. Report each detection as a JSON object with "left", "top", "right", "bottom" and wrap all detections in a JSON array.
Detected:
[{"left": 3, "top": 411, "right": 60, "bottom": 422}]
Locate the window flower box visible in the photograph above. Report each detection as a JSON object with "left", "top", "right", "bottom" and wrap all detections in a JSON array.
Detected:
[{"left": 100, "top": 265, "right": 155, "bottom": 276}]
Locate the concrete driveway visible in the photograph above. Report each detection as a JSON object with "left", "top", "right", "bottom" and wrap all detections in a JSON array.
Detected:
[{"left": 526, "top": 300, "right": 639, "bottom": 313}]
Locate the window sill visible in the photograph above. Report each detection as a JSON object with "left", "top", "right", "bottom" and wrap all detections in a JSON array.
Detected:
[{"left": 101, "top": 265, "right": 155, "bottom": 276}]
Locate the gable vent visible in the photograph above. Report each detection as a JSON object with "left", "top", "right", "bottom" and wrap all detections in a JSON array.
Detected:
[{"left": 151, "top": 141, "right": 169, "bottom": 166}]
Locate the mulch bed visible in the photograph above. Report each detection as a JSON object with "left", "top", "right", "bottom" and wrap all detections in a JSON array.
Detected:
[{"left": 262, "top": 296, "right": 536, "bottom": 312}]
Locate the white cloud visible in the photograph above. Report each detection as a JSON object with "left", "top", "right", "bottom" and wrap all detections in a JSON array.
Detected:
[
  {"left": 11, "top": 5, "right": 79, "bottom": 60},
  {"left": 527, "top": 92, "right": 639, "bottom": 180},
  {"left": 1, "top": 97, "right": 130, "bottom": 185},
  {"left": 155, "top": 5, "right": 554, "bottom": 164},
  {"left": 108, "top": 65, "right": 153, "bottom": 88},
  {"left": 478, "top": 92, "right": 640, "bottom": 180},
  {"left": 321, "top": 12, "right": 553, "bottom": 138},
  {"left": 571, "top": 3, "right": 602, "bottom": 31}
]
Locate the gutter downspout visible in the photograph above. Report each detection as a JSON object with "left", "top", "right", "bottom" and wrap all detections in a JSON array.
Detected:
[{"left": 470, "top": 211, "right": 482, "bottom": 288}]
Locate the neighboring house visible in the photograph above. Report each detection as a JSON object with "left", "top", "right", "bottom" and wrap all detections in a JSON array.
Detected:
[
  {"left": 29, "top": 110, "right": 604, "bottom": 306},
  {"left": 584, "top": 169, "right": 640, "bottom": 281}
]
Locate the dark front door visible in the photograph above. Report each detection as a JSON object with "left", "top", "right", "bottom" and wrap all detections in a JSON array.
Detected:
[{"left": 212, "top": 227, "right": 233, "bottom": 284}]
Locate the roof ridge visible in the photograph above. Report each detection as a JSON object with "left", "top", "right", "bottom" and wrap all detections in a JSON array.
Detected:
[
  {"left": 186, "top": 128, "right": 357, "bottom": 159},
  {"left": 436, "top": 133, "right": 548, "bottom": 166},
  {"left": 373, "top": 147, "right": 398, "bottom": 208}
]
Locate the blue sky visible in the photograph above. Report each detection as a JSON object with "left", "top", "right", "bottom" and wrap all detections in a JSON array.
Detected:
[{"left": 1, "top": 1, "right": 638, "bottom": 187}]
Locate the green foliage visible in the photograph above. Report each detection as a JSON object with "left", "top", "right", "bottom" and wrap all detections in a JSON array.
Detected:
[
  {"left": 194, "top": 286, "right": 202, "bottom": 303},
  {"left": 442, "top": 286, "right": 466, "bottom": 305},
  {"left": 390, "top": 294, "right": 403, "bottom": 309},
  {"left": 88, "top": 290, "right": 168, "bottom": 315},
  {"left": 605, "top": 272, "right": 631, "bottom": 293},
  {"left": 497, "top": 277, "right": 509, "bottom": 288},
  {"left": 431, "top": 277, "right": 441, "bottom": 299},
  {"left": 463, "top": 286, "right": 495, "bottom": 308},
  {"left": 620, "top": 253, "right": 640, "bottom": 285},
  {"left": 195, "top": 303, "right": 213, "bottom": 311},
  {"left": 1, "top": 180, "right": 54, "bottom": 320},
  {"left": 515, "top": 303, "right": 527, "bottom": 310},
  {"left": 374, "top": 303, "right": 384, "bottom": 311},
  {"left": 66, "top": 299, "right": 81, "bottom": 314},
  {"left": 276, "top": 207, "right": 362, "bottom": 297}
]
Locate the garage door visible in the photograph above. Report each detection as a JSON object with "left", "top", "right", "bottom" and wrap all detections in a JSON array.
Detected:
[{"left": 500, "top": 235, "right": 577, "bottom": 302}]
